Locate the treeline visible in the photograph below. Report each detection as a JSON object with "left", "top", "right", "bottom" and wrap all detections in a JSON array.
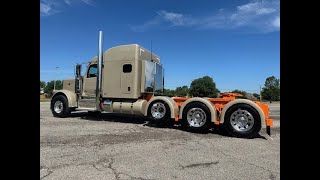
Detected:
[
  {"left": 163, "top": 75, "right": 280, "bottom": 102},
  {"left": 40, "top": 75, "right": 279, "bottom": 102},
  {"left": 40, "top": 80, "right": 63, "bottom": 96}
]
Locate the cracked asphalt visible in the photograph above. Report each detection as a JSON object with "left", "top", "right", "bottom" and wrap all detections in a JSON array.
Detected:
[{"left": 40, "top": 102, "right": 280, "bottom": 180}]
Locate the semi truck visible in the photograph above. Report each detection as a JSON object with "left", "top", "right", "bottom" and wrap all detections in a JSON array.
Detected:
[{"left": 50, "top": 31, "right": 273, "bottom": 138}]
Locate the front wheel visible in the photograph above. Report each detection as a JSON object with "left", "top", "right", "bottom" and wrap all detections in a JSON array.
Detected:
[
  {"left": 51, "top": 95, "right": 71, "bottom": 118},
  {"left": 147, "top": 100, "right": 171, "bottom": 126},
  {"left": 223, "top": 103, "right": 261, "bottom": 138}
]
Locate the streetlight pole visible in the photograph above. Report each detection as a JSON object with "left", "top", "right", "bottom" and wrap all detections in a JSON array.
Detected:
[
  {"left": 54, "top": 67, "right": 59, "bottom": 91},
  {"left": 259, "top": 85, "right": 262, "bottom": 102}
]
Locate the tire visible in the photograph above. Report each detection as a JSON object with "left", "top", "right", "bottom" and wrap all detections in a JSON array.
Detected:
[
  {"left": 147, "top": 100, "right": 171, "bottom": 126},
  {"left": 51, "top": 95, "right": 71, "bottom": 118},
  {"left": 182, "top": 102, "right": 211, "bottom": 132},
  {"left": 223, "top": 103, "right": 261, "bottom": 138}
]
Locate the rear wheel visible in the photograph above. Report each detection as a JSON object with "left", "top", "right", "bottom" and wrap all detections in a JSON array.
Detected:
[
  {"left": 147, "top": 100, "right": 171, "bottom": 125},
  {"left": 182, "top": 102, "right": 211, "bottom": 132},
  {"left": 51, "top": 95, "right": 71, "bottom": 118},
  {"left": 223, "top": 103, "right": 261, "bottom": 138}
]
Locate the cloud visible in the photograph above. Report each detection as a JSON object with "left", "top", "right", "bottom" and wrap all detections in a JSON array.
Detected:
[
  {"left": 64, "top": 0, "right": 71, "bottom": 5},
  {"left": 40, "top": 1, "right": 57, "bottom": 16},
  {"left": 158, "top": 10, "right": 197, "bottom": 26},
  {"left": 40, "top": 3, "right": 51, "bottom": 15},
  {"left": 40, "top": 0, "right": 95, "bottom": 16},
  {"left": 226, "top": 0, "right": 280, "bottom": 31},
  {"left": 158, "top": 11, "right": 185, "bottom": 26},
  {"left": 131, "top": 0, "right": 280, "bottom": 33},
  {"left": 130, "top": 10, "right": 196, "bottom": 32},
  {"left": 236, "top": 2, "right": 276, "bottom": 15},
  {"left": 256, "top": 8, "right": 276, "bottom": 15},
  {"left": 81, "top": 0, "right": 95, "bottom": 6},
  {"left": 272, "top": 16, "right": 280, "bottom": 28},
  {"left": 64, "top": 0, "right": 95, "bottom": 6}
]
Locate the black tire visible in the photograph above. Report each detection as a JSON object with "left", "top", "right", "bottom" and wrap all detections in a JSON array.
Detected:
[
  {"left": 223, "top": 103, "right": 261, "bottom": 138},
  {"left": 147, "top": 100, "right": 171, "bottom": 126},
  {"left": 182, "top": 102, "right": 211, "bottom": 132},
  {"left": 51, "top": 95, "right": 71, "bottom": 118}
]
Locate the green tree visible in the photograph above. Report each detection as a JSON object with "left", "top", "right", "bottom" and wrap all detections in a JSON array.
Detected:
[
  {"left": 175, "top": 86, "right": 189, "bottom": 97},
  {"left": 231, "top": 89, "right": 247, "bottom": 99},
  {"left": 40, "top": 81, "right": 46, "bottom": 88},
  {"left": 261, "top": 76, "right": 280, "bottom": 102},
  {"left": 252, "top": 93, "right": 260, "bottom": 100},
  {"left": 44, "top": 80, "right": 63, "bottom": 96},
  {"left": 163, "top": 89, "right": 175, "bottom": 97},
  {"left": 189, "top": 76, "right": 219, "bottom": 97}
]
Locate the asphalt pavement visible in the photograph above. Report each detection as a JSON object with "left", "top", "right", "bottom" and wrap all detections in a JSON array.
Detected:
[{"left": 40, "top": 102, "right": 280, "bottom": 180}]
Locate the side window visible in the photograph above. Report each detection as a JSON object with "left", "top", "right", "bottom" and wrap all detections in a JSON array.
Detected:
[
  {"left": 87, "top": 64, "right": 97, "bottom": 78},
  {"left": 123, "top": 64, "right": 132, "bottom": 73}
]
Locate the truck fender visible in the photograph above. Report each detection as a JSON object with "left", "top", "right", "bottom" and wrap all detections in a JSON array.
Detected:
[
  {"left": 51, "top": 90, "right": 78, "bottom": 108},
  {"left": 219, "top": 99, "right": 266, "bottom": 126},
  {"left": 179, "top": 97, "right": 217, "bottom": 123},
  {"left": 144, "top": 96, "right": 179, "bottom": 119}
]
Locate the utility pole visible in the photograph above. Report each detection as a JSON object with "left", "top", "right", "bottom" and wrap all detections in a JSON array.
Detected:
[
  {"left": 54, "top": 67, "right": 59, "bottom": 91},
  {"left": 259, "top": 85, "right": 262, "bottom": 102}
]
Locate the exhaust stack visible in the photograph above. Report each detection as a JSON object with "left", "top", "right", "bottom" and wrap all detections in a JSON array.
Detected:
[{"left": 96, "top": 31, "right": 103, "bottom": 111}]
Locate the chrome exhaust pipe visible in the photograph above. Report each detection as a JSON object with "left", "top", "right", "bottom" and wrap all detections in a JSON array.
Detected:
[{"left": 96, "top": 31, "right": 103, "bottom": 111}]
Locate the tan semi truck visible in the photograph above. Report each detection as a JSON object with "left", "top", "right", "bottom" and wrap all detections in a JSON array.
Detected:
[{"left": 50, "top": 31, "right": 273, "bottom": 138}]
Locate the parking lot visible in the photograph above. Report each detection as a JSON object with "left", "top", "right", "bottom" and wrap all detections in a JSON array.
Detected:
[{"left": 40, "top": 102, "right": 280, "bottom": 180}]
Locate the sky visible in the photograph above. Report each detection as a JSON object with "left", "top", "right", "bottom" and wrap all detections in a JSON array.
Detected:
[{"left": 40, "top": 0, "right": 280, "bottom": 93}]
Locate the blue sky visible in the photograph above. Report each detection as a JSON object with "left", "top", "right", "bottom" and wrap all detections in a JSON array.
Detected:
[{"left": 40, "top": 0, "right": 280, "bottom": 93}]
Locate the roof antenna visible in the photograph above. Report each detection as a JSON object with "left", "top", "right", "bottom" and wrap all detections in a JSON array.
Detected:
[{"left": 150, "top": 40, "right": 153, "bottom": 62}]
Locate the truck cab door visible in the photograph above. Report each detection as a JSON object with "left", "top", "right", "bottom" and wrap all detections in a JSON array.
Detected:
[{"left": 82, "top": 64, "right": 97, "bottom": 97}]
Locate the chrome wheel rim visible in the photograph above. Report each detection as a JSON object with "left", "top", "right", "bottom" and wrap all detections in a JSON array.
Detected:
[
  {"left": 230, "top": 109, "right": 254, "bottom": 132},
  {"left": 54, "top": 101, "right": 63, "bottom": 113},
  {"left": 151, "top": 102, "right": 166, "bottom": 119},
  {"left": 187, "top": 108, "right": 207, "bottom": 127}
]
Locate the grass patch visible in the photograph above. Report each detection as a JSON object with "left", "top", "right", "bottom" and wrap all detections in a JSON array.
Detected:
[
  {"left": 40, "top": 94, "right": 51, "bottom": 102},
  {"left": 40, "top": 98, "right": 50, "bottom": 102}
]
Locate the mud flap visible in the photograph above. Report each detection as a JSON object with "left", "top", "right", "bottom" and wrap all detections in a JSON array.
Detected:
[
  {"left": 266, "top": 126, "right": 271, "bottom": 136},
  {"left": 261, "top": 126, "right": 273, "bottom": 140}
]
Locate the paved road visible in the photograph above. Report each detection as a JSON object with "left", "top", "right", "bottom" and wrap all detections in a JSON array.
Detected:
[{"left": 40, "top": 102, "right": 280, "bottom": 180}]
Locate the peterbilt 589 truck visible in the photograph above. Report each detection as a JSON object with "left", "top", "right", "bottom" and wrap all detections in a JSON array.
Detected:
[{"left": 50, "top": 31, "right": 273, "bottom": 138}]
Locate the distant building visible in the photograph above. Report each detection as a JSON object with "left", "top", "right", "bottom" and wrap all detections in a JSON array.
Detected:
[{"left": 40, "top": 88, "right": 44, "bottom": 95}]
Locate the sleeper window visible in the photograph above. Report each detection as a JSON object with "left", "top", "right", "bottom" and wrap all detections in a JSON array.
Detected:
[{"left": 123, "top": 64, "right": 132, "bottom": 73}]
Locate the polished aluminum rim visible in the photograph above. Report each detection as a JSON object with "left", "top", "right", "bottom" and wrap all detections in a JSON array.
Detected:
[
  {"left": 230, "top": 109, "right": 254, "bottom": 132},
  {"left": 151, "top": 102, "right": 166, "bottom": 119},
  {"left": 187, "top": 108, "right": 207, "bottom": 127},
  {"left": 54, "top": 101, "right": 63, "bottom": 113}
]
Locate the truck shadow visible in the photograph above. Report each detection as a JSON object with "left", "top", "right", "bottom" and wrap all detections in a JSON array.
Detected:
[
  {"left": 71, "top": 112, "right": 147, "bottom": 124},
  {"left": 70, "top": 112, "right": 267, "bottom": 139},
  {"left": 145, "top": 122, "right": 267, "bottom": 139}
]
